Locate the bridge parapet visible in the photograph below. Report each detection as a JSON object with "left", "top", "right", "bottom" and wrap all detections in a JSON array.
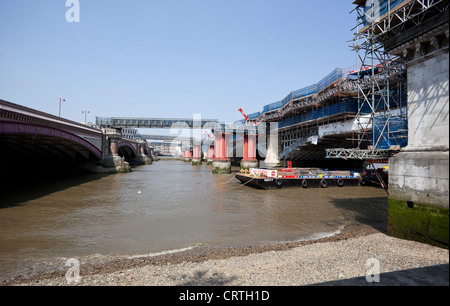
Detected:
[{"left": 1, "top": 99, "right": 104, "bottom": 168}]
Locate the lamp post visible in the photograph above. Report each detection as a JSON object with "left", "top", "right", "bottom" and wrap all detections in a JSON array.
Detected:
[
  {"left": 82, "top": 110, "right": 90, "bottom": 125},
  {"left": 58, "top": 98, "right": 66, "bottom": 117}
]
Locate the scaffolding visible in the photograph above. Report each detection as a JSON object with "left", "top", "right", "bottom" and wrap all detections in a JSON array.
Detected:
[
  {"left": 325, "top": 1, "right": 406, "bottom": 161},
  {"left": 327, "top": 0, "right": 449, "bottom": 161}
]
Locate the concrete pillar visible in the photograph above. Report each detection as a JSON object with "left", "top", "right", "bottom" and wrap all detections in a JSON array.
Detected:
[
  {"left": 240, "top": 133, "right": 258, "bottom": 169},
  {"left": 248, "top": 134, "right": 257, "bottom": 160},
  {"left": 214, "top": 132, "right": 223, "bottom": 160},
  {"left": 243, "top": 134, "right": 249, "bottom": 160},
  {"left": 192, "top": 143, "right": 202, "bottom": 165},
  {"left": 207, "top": 145, "right": 214, "bottom": 165},
  {"left": 212, "top": 132, "right": 231, "bottom": 174},
  {"left": 221, "top": 133, "right": 226, "bottom": 159},
  {"left": 184, "top": 148, "right": 191, "bottom": 162},
  {"left": 264, "top": 123, "right": 280, "bottom": 168}
]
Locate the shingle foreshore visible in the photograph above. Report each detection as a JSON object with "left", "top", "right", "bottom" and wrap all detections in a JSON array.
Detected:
[{"left": 7, "top": 224, "right": 449, "bottom": 286}]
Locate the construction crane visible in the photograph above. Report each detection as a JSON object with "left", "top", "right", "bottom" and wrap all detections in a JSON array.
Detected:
[{"left": 238, "top": 108, "right": 257, "bottom": 126}]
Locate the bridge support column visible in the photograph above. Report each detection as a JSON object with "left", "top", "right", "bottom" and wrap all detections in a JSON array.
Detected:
[
  {"left": 183, "top": 148, "right": 191, "bottom": 162},
  {"left": 264, "top": 124, "right": 281, "bottom": 169},
  {"left": 240, "top": 133, "right": 259, "bottom": 170},
  {"left": 149, "top": 146, "right": 157, "bottom": 162},
  {"left": 192, "top": 143, "right": 202, "bottom": 165},
  {"left": 387, "top": 20, "right": 449, "bottom": 248},
  {"left": 134, "top": 141, "right": 152, "bottom": 165},
  {"left": 207, "top": 145, "right": 214, "bottom": 165},
  {"left": 212, "top": 132, "right": 231, "bottom": 174},
  {"left": 101, "top": 128, "right": 132, "bottom": 173}
]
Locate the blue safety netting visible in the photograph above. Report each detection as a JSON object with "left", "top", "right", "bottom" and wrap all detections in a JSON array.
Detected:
[
  {"left": 359, "top": 87, "right": 407, "bottom": 114},
  {"left": 359, "top": 0, "right": 406, "bottom": 26},
  {"left": 278, "top": 100, "right": 359, "bottom": 129},
  {"left": 372, "top": 115, "right": 408, "bottom": 149},
  {"left": 247, "top": 112, "right": 261, "bottom": 120},
  {"left": 262, "top": 68, "right": 344, "bottom": 114}
]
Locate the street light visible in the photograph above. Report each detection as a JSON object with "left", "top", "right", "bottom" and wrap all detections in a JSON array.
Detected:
[
  {"left": 58, "top": 98, "right": 66, "bottom": 117},
  {"left": 82, "top": 110, "right": 90, "bottom": 125}
]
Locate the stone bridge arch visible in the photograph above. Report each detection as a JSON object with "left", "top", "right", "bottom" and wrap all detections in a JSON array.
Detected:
[{"left": 117, "top": 140, "right": 138, "bottom": 163}]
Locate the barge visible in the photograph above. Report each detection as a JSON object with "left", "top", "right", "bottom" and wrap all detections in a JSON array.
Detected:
[{"left": 236, "top": 168, "right": 361, "bottom": 190}]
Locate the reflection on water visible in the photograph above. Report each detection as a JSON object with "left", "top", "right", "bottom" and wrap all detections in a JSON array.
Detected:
[{"left": 0, "top": 161, "right": 387, "bottom": 280}]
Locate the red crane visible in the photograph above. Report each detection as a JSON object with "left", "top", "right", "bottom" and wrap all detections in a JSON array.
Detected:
[{"left": 238, "top": 108, "right": 257, "bottom": 125}]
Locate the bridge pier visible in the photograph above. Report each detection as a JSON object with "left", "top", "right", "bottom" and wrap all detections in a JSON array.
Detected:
[
  {"left": 240, "top": 133, "right": 258, "bottom": 170},
  {"left": 133, "top": 140, "right": 152, "bottom": 165},
  {"left": 183, "top": 148, "right": 191, "bottom": 162},
  {"left": 207, "top": 144, "right": 215, "bottom": 165},
  {"left": 212, "top": 132, "right": 231, "bottom": 174},
  {"left": 264, "top": 124, "right": 281, "bottom": 169},
  {"left": 192, "top": 142, "right": 202, "bottom": 165},
  {"left": 100, "top": 128, "right": 132, "bottom": 173},
  {"left": 148, "top": 146, "right": 158, "bottom": 162},
  {"left": 386, "top": 13, "right": 449, "bottom": 248}
]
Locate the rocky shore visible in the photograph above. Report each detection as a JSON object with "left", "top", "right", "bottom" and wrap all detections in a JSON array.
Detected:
[{"left": 3, "top": 221, "right": 448, "bottom": 286}]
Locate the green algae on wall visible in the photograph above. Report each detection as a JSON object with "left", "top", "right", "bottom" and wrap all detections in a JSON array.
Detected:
[{"left": 388, "top": 198, "right": 449, "bottom": 249}]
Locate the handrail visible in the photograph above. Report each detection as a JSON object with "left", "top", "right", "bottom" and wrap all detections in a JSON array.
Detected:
[{"left": 252, "top": 68, "right": 344, "bottom": 117}]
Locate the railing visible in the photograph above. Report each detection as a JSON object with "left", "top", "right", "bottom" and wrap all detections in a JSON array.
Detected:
[
  {"left": 358, "top": 0, "right": 407, "bottom": 27},
  {"left": 278, "top": 137, "right": 309, "bottom": 160},
  {"left": 260, "top": 68, "right": 344, "bottom": 115},
  {"left": 278, "top": 100, "right": 359, "bottom": 129},
  {"left": 96, "top": 117, "right": 220, "bottom": 128}
]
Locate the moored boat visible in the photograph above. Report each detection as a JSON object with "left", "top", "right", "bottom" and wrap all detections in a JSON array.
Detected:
[{"left": 236, "top": 167, "right": 361, "bottom": 190}]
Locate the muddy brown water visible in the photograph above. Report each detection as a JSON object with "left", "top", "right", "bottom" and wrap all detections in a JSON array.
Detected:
[{"left": 0, "top": 160, "right": 387, "bottom": 281}]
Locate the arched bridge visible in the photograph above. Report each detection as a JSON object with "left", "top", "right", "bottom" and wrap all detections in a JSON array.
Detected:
[{"left": 0, "top": 99, "right": 153, "bottom": 173}]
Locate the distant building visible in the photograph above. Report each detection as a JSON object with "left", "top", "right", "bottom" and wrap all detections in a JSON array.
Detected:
[
  {"left": 122, "top": 128, "right": 139, "bottom": 140},
  {"left": 152, "top": 141, "right": 182, "bottom": 156}
]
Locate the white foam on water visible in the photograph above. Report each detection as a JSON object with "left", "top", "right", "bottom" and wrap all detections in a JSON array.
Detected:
[{"left": 125, "top": 245, "right": 203, "bottom": 260}]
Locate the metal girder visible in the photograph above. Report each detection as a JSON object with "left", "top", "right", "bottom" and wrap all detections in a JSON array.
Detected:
[
  {"left": 325, "top": 148, "right": 393, "bottom": 160},
  {"left": 140, "top": 135, "right": 193, "bottom": 142},
  {"left": 96, "top": 117, "right": 220, "bottom": 129},
  {"left": 356, "top": 0, "right": 448, "bottom": 39}
]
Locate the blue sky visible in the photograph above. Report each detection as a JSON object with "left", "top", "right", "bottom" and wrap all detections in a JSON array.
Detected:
[{"left": 0, "top": 0, "right": 358, "bottom": 125}]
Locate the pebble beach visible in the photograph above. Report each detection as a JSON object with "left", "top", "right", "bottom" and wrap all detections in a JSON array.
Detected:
[{"left": 4, "top": 222, "right": 449, "bottom": 286}]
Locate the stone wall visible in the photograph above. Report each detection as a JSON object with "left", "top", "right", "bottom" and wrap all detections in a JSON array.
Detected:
[{"left": 387, "top": 13, "right": 449, "bottom": 248}]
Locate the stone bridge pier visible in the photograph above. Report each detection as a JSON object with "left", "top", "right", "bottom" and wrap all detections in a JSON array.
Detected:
[
  {"left": 134, "top": 140, "right": 153, "bottom": 166},
  {"left": 386, "top": 12, "right": 449, "bottom": 248},
  {"left": 101, "top": 128, "right": 132, "bottom": 173},
  {"left": 101, "top": 128, "right": 153, "bottom": 173}
]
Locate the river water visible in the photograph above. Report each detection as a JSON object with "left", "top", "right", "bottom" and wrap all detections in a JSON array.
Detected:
[{"left": 0, "top": 160, "right": 386, "bottom": 281}]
